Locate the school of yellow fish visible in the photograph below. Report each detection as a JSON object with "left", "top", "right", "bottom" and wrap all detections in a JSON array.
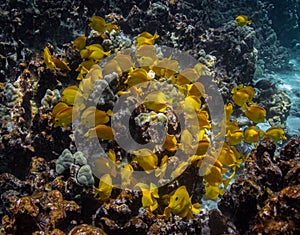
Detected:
[{"left": 46, "top": 15, "right": 287, "bottom": 219}]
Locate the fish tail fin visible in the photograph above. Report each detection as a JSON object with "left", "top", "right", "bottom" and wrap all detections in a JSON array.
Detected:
[
  {"left": 192, "top": 203, "right": 201, "bottom": 214},
  {"left": 241, "top": 103, "right": 248, "bottom": 111},
  {"left": 259, "top": 129, "right": 265, "bottom": 137},
  {"left": 247, "top": 20, "right": 252, "bottom": 25}
]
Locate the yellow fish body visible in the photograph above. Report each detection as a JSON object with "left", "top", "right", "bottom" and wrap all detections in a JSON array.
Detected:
[
  {"left": 43, "top": 46, "right": 55, "bottom": 69},
  {"left": 61, "top": 86, "right": 80, "bottom": 106},
  {"left": 89, "top": 16, "right": 118, "bottom": 33},
  {"left": 162, "top": 134, "right": 178, "bottom": 152},
  {"left": 94, "top": 174, "right": 113, "bottom": 201},
  {"left": 264, "top": 126, "right": 287, "bottom": 142},
  {"left": 73, "top": 35, "right": 86, "bottom": 50},
  {"left": 235, "top": 15, "right": 252, "bottom": 27},
  {"left": 84, "top": 124, "right": 115, "bottom": 140},
  {"left": 231, "top": 85, "right": 254, "bottom": 106},
  {"left": 243, "top": 105, "right": 266, "bottom": 123},
  {"left": 133, "top": 148, "right": 158, "bottom": 173},
  {"left": 135, "top": 183, "right": 159, "bottom": 212},
  {"left": 244, "top": 126, "right": 262, "bottom": 144},
  {"left": 163, "top": 186, "right": 200, "bottom": 219},
  {"left": 225, "top": 103, "right": 233, "bottom": 122},
  {"left": 204, "top": 184, "right": 224, "bottom": 201},
  {"left": 81, "top": 107, "right": 112, "bottom": 128},
  {"left": 144, "top": 91, "right": 167, "bottom": 112},
  {"left": 226, "top": 129, "right": 243, "bottom": 145},
  {"left": 52, "top": 102, "right": 73, "bottom": 128},
  {"left": 136, "top": 32, "right": 159, "bottom": 47},
  {"left": 125, "top": 68, "right": 152, "bottom": 87}
]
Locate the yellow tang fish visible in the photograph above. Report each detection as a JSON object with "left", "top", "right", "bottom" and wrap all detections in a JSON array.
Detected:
[
  {"left": 163, "top": 186, "right": 200, "bottom": 219},
  {"left": 52, "top": 102, "right": 73, "bottom": 128},
  {"left": 224, "top": 103, "right": 233, "bottom": 122},
  {"left": 121, "top": 163, "right": 134, "bottom": 187},
  {"left": 243, "top": 105, "right": 266, "bottom": 123},
  {"left": 204, "top": 183, "right": 224, "bottom": 201},
  {"left": 136, "top": 32, "right": 159, "bottom": 47},
  {"left": 81, "top": 107, "right": 112, "bottom": 128},
  {"left": 197, "top": 110, "right": 211, "bottom": 129},
  {"left": 235, "top": 15, "right": 252, "bottom": 27},
  {"left": 244, "top": 126, "right": 263, "bottom": 144},
  {"left": 264, "top": 126, "right": 287, "bottom": 142},
  {"left": 94, "top": 174, "right": 113, "bottom": 201},
  {"left": 231, "top": 85, "right": 254, "bottom": 106},
  {"left": 144, "top": 91, "right": 167, "bottom": 112},
  {"left": 125, "top": 68, "right": 152, "bottom": 87},
  {"left": 103, "top": 59, "right": 122, "bottom": 76},
  {"left": 73, "top": 35, "right": 87, "bottom": 50},
  {"left": 218, "top": 143, "right": 239, "bottom": 167},
  {"left": 196, "top": 138, "right": 210, "bottom": 155},
  {"left": 61, "top": 86, "right": 80, "bottom": 106},
  {"left": 151, "top": 58, "right": 179, "bottom": 78},
  {"left": 84, "top": 124, "right": 114, "bottom": 140},
  {"left": 114, "top": 54, "right": 133, "bottom": 72},
  {"left": 162, "top": 134, "right": 178, "bottom": 152},
  {"left": 51, "top": 58, "right": 71, "bottom": 71},
  {"left": 89, "top": 16, "right": 118, "bottom": 33},
  {"left": 133, "top": 148, "right": 158, "bottom": 173},
  {"left": 226, "top": 129, "right": 243, "bottom": 145},
  {"left": 43, "top": 46, "right": 55, "bottom": 69},
  {"left": 173, "top": 68, "right": 198, "bottom": 85},
  {"left": 135, "top": 183, "right": 159, "bottom": 212}
]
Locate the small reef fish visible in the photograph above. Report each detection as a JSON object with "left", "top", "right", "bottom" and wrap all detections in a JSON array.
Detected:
[
  {"left": 151, "top": 58, "right": 179, "bottom": 78},
  {"left": 136, "top": 45, "right": 158, "bottom": 67},
  {"left": 204, "top": 184, "right": 224, "bottom": 201},
  {"left": 84, "top": 124, "right": 114, "bottom": 140},
  {"left": 173, "top": 68, "right": 198, "bottom": 86},
  {"left": 43, "top": 46, "right": 55, "bottom": 69},
  {"left": 244, "top": 126, "right": 263, "bottom": 144},
  {"left": 264, "top": 126, "right": 287, "bottom": 142},
  {"left": 80, "top": 44, "right": 110, "bottom": 61},
  {"left": 135, "top": 183, "right": 159, "bottom": 212},
  {"left": 80, "top": 107, "right": 112, "bottom": 128},
  {"left": 89, "top": 15, "right": 119, "bottom": 33},
  {"left": 136, "top": 32, "right": 159, "bottom": 47},
  {"left": 235, "top": 15, "right": 252, "bottom": 26},
  {"left": 162, "top": 134, "right": 178, "bottom": 152},
  {"left": 133, "top": 148, "right": 158, "bottom": 173},
  {"left": 162, "top": 186, "right": 200, "bottom": 219},
  {"left": 231, "top": 85, "right": 254, "bottom": 106},
  {"left": 125, "top": 67, "right": 152, "bottom": 87},
  {"left": 218, "top": 143, "right": 241, "bottom": 167},
  {"left": 197, "top": 110, "right": 211, "bottom": 129},
  {"left": 195, "top": 138, "right": 210, "bottom": 155},
  {"left": 121, "top": 163, "right": 134, "bottom": 188},
  {"left": 226, "top": 129, "right": 243, "bottom": 145},
  {"left": 76, "top": 59, "right": 96, "bottom": 80},
  {"left": 224, "top": 103, "right": 233, "bottom": 122},
  {"left": 243, "top": 104, "right": 266, "bottom": 123},
  {"left": 144, "top": 91, "right": 167, "bottom": 112},
  {"left": 43, "top": 46, "right": 71, "bottom": 71},
  {"left": 52, "top": 102, "right": 73, "bottom": 128},
  {"left": 94, "top": 174, "right": 113, "bottom": 201},
  {"left": 72, "top": 35, "right": 86, "bottom": 50},
  {"left": 61, "top": 86, "right": 80, "bottom": 106}
]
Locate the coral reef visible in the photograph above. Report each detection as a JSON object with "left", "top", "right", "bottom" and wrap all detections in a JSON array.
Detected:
[
  {"left": 0, "top": 0, "right": 299, "bottom": 234},
  {"left": 219, "top": 137, "right": 300, "bottom": 234}
]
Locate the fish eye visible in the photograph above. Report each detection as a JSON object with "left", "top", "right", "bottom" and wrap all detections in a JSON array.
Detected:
[{"left": 175, "top": 196, "right": 178, "bottom": 201}]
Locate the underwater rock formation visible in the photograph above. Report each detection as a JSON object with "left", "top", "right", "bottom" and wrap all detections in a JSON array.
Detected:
[{"left": 218, "top": 137, "right": 300, "bottom": 234}]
